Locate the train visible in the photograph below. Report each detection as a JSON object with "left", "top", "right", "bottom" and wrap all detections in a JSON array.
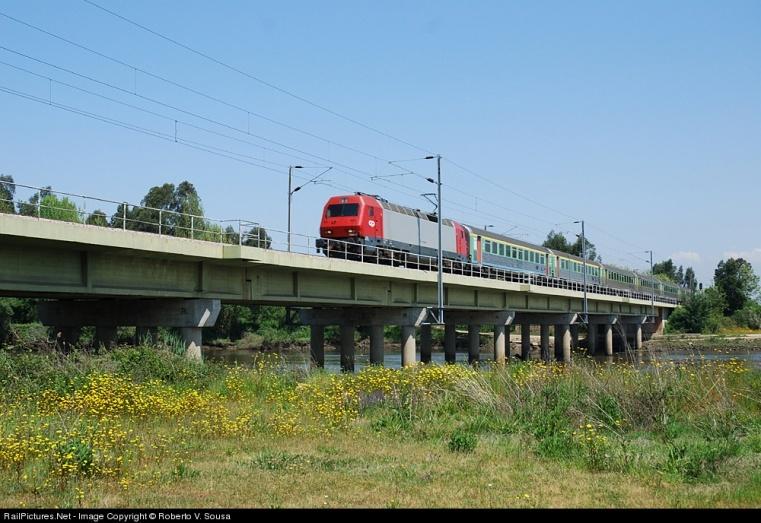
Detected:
[{"left": 316, "top": 193, "right": 680, "bottom": 302}]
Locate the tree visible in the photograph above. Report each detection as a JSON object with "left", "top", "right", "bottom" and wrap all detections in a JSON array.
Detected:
[
  {"left": 667, "top": 288, "right": 725, "bottom": 333},
  {"left": 543, "top": 229, "right": 598, "bottom": 260},
  {"left": 0, "top": 297, "right": 37, "bottom": 346},
  {"left": 0, "top": 175, "right": 15, "bottom": 214},
  {"left": 683, "top": 267, "right": 698, "bottom": 291},
  {"left": 244, "top": 225, "right": 272, "bottom": 249},
  {"left": 733, "top": 301, "right": 761, "bottom": 330},
  {"left": 17, "top": 186, "right": 52, "bottom": 216},
  {"left": 128, "top": 183, "right": 176, "bottom": 234},
  {"left": 676, "top": 265, "right": 684, "bottom": 286},
  {"left": 714, "top": 258, "right": 760, "bottom": 315},
  {"left": 543, "top": 230, "right": 572, "bottom": 253},
  {"left": 86, "top": 210, "right": 109, "bottom": 227},
  {"left": 173, "top": 181, "right": 204, "bottom": 238},
  {"left": 570, "top": 235, "right": 598, "bottom": 261},
  {"left": 110, "top": 182, "right": 205, "bottom": 236},
  {"left": 652, "top": 259, "right": 677, "bottom": 282},
  {"left": 17, "top": 192, "right": 81, "bottom": 223}
]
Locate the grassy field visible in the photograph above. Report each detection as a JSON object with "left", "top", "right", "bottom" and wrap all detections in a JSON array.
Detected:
[{"left": 1, "top": 345, "right": 760, "bottom": 508}]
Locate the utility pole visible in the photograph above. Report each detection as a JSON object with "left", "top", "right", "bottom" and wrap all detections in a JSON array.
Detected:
[
  {"left": 424, "top": 155, "right": 444, "bottom": 324},
  {"left": 287, "top": 165, "right": 302, "bottom": 252},
  {"left": 646, "top": 250, "right": 654, "bottom": 317},
  {"left": 436, "top": 154, "right": 443, "bottom": 325},
  {"left": 575, "top": 220, "right": 588, "bottom": 324},
  {"left": 391, "top": 154, "right": 444, "bottom": 324}
]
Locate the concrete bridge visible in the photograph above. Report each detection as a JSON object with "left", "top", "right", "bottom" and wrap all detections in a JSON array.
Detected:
[{"left": 0, "top": 213, "right": 676, "bottom": 368}]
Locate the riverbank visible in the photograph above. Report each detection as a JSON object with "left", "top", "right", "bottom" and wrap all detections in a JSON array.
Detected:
[
  {"left": 1, "top": 345, "right": 760, "bottom": 508},
  {"left": 646, "top": 333, "right": 761, "bottom": 352}
]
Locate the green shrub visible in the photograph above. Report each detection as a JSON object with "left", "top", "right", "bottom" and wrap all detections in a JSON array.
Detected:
[
  {"left": 733, "top": 303, "right": 761, "bottom": 330},
  {"left": 10, "top": 323, "right": 49, "bottom": 346},
  {"left": 58, "top": 438, "right": 94, "bottom": 476},
  {"left": 664, "top": 439, "right": 739, "bottom": 482},
  {"left": 448, "top": 430, "right": 477, "bottom": 453}
]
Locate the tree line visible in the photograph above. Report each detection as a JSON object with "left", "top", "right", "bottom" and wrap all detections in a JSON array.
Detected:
[{"left": 667, "top": 258, "right": 761, "bottom": 333}]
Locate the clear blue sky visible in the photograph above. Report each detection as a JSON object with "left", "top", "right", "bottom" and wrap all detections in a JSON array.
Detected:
[{"left": 1, "top": 0, "right": 759, "bottom": 285}]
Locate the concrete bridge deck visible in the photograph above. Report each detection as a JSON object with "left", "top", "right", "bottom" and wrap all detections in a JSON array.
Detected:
[{"left": 0, "top": 213, "right": 675, "bottom": 367}]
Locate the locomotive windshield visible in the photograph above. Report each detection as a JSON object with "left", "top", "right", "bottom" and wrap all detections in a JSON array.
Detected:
[{"left": 326, "top": 203, "right": 359, "bottom": 217}]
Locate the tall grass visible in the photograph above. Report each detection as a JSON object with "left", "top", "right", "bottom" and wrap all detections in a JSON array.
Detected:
[{"left": 0, "top": 344, "right": 759, "bottom": 507}]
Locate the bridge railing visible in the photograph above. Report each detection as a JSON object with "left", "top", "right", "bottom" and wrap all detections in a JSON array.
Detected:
[{"left": 0, "top": 179, "right": 678, "bottom": 306}]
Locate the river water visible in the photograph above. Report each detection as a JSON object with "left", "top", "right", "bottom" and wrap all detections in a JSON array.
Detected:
[{"left": 204, "top": 346, "right": 761, "bottom": 373}]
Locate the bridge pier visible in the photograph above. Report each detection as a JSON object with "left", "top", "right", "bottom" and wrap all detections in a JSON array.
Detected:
[
  {"left": 444, "top": 323, "right": 457, "bottom": 363},
  {"left": 587, "top": 315, "right": 618, "bottom": 356},
  {"left": 514, "top": 313, "right": 578, "bottom": 363},
  {"left": 493, "top": 324, "right": 506, "bottom": 364},
  {"left": 180, "top": 327, "right": 202, "bottom": 361},
  {"left": 521, "top": 325, "right": 531, "bottom": 361},
  {"left": 554, "top": 324, "right": 571, "bottom": 362},
  {"left": 401, "top": 325, "right": 417, "bottom": 367},
  {"left": 299, "top": 307, "right": 428, "bottom": 371},
  {"left": 617, "top": 315, "right": 647, "bottom": 352},
  {"left": 420, "top": 324, "right": 433, "bottom": 364},
  {"left": 94, "top": 326, "right": 117, "bottom": 350},
  {"left": 604, "top": 324, "right": 613, "bottom": 355},
  {"left": 445, "top": 311, "right": 514, "bottom": 365},
  {"left": 570, "top": 325, "right": 579, "bottom": 351},
  {"left": 310, "top": 325, "right": 325, "bottom": 367},
  {"left": 540, "top": 324, "right": 550, "bottom": 362},
  {"left": 467, "top": 324, "right": 480, "bottom": 365},
  {"left": 369, "top": 325, "right": 385, "bottom": 365},
  {"left": 340, "top": 324, "right": 355, "bottom": 372},
  {"left": 38, "top": 299, "right": 220, "bottom": 361},
  {"left": 587, "top": 324, "right": 598, "bottom": 355}
]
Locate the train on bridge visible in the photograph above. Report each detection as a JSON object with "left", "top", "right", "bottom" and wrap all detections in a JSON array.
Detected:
[{"left": 316, "top": 193, "right": 680, "bottom": 302}]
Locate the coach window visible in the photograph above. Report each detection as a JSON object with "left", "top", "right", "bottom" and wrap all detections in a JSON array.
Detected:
[{"left": 368, "top": 207, "right": 374, "bottom": 217}]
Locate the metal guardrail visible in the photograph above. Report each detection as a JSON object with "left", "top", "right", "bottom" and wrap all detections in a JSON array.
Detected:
[{"left": 0, "top": 180, "right": 679, "bottom": 306}]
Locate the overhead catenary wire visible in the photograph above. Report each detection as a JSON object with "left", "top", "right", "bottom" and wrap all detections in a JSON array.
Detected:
[
  {"left": 0, "top": 45, "right": 453, "bottom": 208},
  {"left": 0, "top": 72, "right": 647, "bottom": 267},
  {"left": 0, "top": 10, "right": 612, "bottom": 241},
  {"left": 0, "top": 84, "right": 300, "bottom": 176},
  {"left": 80, "top": 0, "right": 433, "bottom": 156},
  {"left": 1, "top": 6, "right": 661, "bottom": 265},
  {"left": 75, "top": 2, "right": 576, "bottom": 221},
  {"left": 28, "top": 3, "right": 650, "bottom": 252},
  {"left": 0, "top": 73, "right": 636, "bottom": 262},
  {"left": 0, "top": 79, "right": 438, "bottom": 219},
  {"left": 0, "top": 50, "right": 457, "bottom": 215},
  {"left": 0, "top": 80, "right": 645, "bottom": 266},
  {"left": 0, "top": 46, "right": 379, "bottom": 180},
  {"left": 0, "top": 10, "right": 391, "bottom": 165}
]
